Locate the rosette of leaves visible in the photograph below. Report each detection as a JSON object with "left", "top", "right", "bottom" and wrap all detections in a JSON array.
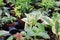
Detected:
[
  {"left": 2, "top": 16, "right": 16, "bottom": 24},
  {"left": 0, "top": 8, "right": 16, "bottom": 24},
  {"left": 14, "top": 0, "right": 34, "bottom": 17},
  {"left": 21, "top": 23, "right": 50, "bottom": 40},
  {"left": 0, "top": 6, "right": 14, "bottom": 26},
  {"left": 36, "top": 0, "right": 56, "bottom": 9},
  {"left": 21, "top": 10, "right": 50, "bottom": 40},
  {"left": 0, "top": 2, "right": 10, "bottom": 26},
  {"left": 21, "top": 10, "right": 43, "bottom": 27}
]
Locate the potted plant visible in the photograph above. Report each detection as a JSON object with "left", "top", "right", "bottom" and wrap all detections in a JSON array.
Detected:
[
  {"left": 21, "top": 11, "right": 50, "bottom": 40},
  {"left": 2, "top": 16, "right": 16, "bottom": 27}
]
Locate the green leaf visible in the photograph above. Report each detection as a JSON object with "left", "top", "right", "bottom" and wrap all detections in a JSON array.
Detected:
[
  {"left": 37, "top": 32, "right": 50, "bottom": 39},
  {"left": 41, "top": 16, "right": 54, "bottom": 26},
  {"left": 41, "top": 0, "right": 55, "bottom": 9},
  {"left": 0, "top": 0, "right": 3, "bottom": 5},
  {"left": 32, "top": 26, "right": 39, "bottom": 33},
  {"left": 52, "top": 14, "right": 60, "bottom": 36},
  {"left": 25, "top": 23, "right": 31, "bottom": 31},
  {"left": 0, "top": 30, "right": 9, "bottom": 36},
  {"left": 21, "top": 31, "right": 26, "bottom": 36},
  {"left": 27, "top": 29, "right": 34, "bottom": 36},
  {"left": 52, "top": 21, "right": 60, "bottom": 36},
  {"left": 36, "top": 23, "right": 45, "bottom": 32},
  {"left": 29, "top": 10, "right": 42, "bottom": 19},
  {"left": 55, "top": 21, "right": 59, "bottom": 36},
  {"left": 7, "top": 36, "right": 14, "bottom": 40},
  {"left": 25, "top": 24, "right": 34, "bottom": 36},
  {"left": 52, "top": 13, "right": 57, "bottom": 21}
]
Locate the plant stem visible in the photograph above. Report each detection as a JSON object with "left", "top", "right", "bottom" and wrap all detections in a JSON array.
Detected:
[{"left": 34, "top": 36, "right": 36, "bottom": 40}]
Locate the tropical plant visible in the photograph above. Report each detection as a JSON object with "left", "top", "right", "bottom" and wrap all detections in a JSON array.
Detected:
[
  {"left": 40, "top": 13, "right": 60, "bottom": 39},
  {"left": 21, "top": 11, "right": 50, "bottom": 40},
  {"left": 0, "top": 0, "right": 60, "bottom": 40},
  {"left": 36, "top": 0, "right": 56, "bottom": 9},
  {"left": 21, "top": 23, "right": 50, "bottom": 40},
  {"left": 0, "top": 0, "right": 3, "bottom": 6},
  {"left": 14, "top": 0, "right": 34, "bottom": 17},
  {"left": 2, "top": 16, "right": 16, "bottom": 24}
]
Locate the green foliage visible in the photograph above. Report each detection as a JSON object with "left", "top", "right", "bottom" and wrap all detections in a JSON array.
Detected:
[
  {"left": 21, "top": 10, "right": 43, "bottom": 26},
  {"left": 36, "top": 0, "right": 56, "bottom": 9},
  {"left": 52, "top": 13, "right": 60, "bottom": 37},
  {"left": 21, "top": 11, "right": 50, "bottom": 39},
  {"left": 0, "top": 30, "right": 9, "bottom": 36},
  {"left": 0, "top": 0, "right": 3, "bottom": 6},
  {"left": 21, "top": 23, "right": 50, "bottom": 39},
  {"left": 0, "top": 7, "right": 16, "bottom": 26},
  {"left": 14, "top": 0, "right": 34, "bottom": 17},
  {"left": 7, "top": 36, "right": 14, "bottom": 40},
  {"left": 0, "top": 0, "right": 60, "bottom": 40},
  {"left": 40, "top": 13, "right": 60, "bottom": 37},
  {"left": 2, "top": 16, "right": 16, "bottom": 23}
]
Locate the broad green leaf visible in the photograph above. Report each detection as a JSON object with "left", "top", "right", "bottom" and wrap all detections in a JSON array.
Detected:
[
  {"left": 42, "top": 16, "right": 54, "bottom": 26},
  {"left": 52, "top": 26, "right": 56, "bottom": 34},
  {"left": 37, "top": 32, "right": 50, "bottom": 39},
  {"left": 52, "top": 14, "right": 60, "bottom": 36},
  {"left": 0, "top": 30, "right": 9, "bottom": 36},
  {"left": 36, "top": 23, "right": 45, "bottom": 32},
  {"left": 7, "top": 36, "right": 14, "bottom": 40},
  {"left": 32, "top": 26, "right": 39, "bottom": 33},
  {"left": 21, "top": 31, "right": 26, "bottom": 36},
  {"left": 22, "top": 13, "right": 37, "bottom": 25},
  {"left": 57, "top": 20, "right": 60, "bottom": 36},
  {"left": 27, "top": 29, "right": 34, "bottom": 36},
  {"left": 52, "top": 21, "right": 60, "bottom": 36},
  {"left": 25, "top": 24, "right": 34, "bottom": 36},
  {"left": 29, "top": 10, "right": 42, "bottom": 19},
  {"left": 55, "top": 21, "right": 59, "bottom": 36},
  {"left": 0, "top": 0, "right": 3, "bottom": 5},
  {"left": 24, "top": 23, "right": 31, "bottom": 31}
]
